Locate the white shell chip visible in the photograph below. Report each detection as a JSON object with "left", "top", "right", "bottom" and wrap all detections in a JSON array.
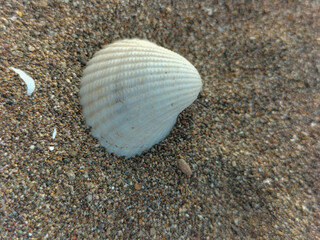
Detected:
[
  {"left": 80, "top": 39, "right": 202, "bottom": 157},
  {"left": 9, "top": 67, "right": 35, "bottom": 96}
]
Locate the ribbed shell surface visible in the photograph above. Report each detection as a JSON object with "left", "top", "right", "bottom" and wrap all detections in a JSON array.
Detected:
[{"left": 80, "top": 39, "right": 202, "bottom": 157}]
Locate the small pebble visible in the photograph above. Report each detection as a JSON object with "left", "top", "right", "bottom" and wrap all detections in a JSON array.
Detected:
[
  {"left": 28, "top": 45, "right": 35, "bottom": 51},
  {"left": 61, "top": 61, "right": 67, "bottom": 68},
  {"left": 36, "top": 143, "right": 43, "bottom": 151},
  {"left": 16, "top": 11, "right": 23, "bottom": 17},
  {"left": 69, "top": 150, "right": 78, "bottom": 157},
  {"left": 177, "top": 159, "right": 192, "bottom": 176},
  {"left": 67, "top": 171, "right": 75, "bottom": 181},
  {"left": 150, "top": 227, "right": 156, "bottom": 236},
  {"left": 234, "top": 218, "right": 240, "bottom": 225},
  {"left": 165, "top": 7, "right": 172, "bottom": 13},
  {"left": 86, "top": 195, "right": 92, "bottom": 202},
  {"left": 134, "top": 183, "right": 142, "bottom": 190},
  {"left": 234, "top": 120, "right": 240, "bottom": 127}
]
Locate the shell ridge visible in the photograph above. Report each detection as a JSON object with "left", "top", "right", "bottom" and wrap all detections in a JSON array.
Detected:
[
  {"left": 86, "top": 55, "right": 193, "bottom": 74},
  {"left": 98, "top": 44, "right": 183, "bottom": 58},
  {"left": 91, "top": 49, "right": 188, "bottom": 63},
  {"left": 82, "top": 62, "right": 197, "bottom": 86},
  {"left": 80, "top": 72, "right": 200, "bottom": 103},
  {"left": 82, "top": 79, "right": 201, "bottom": 123},
  {"left": 83, "top": 80, "right": 200, "bottom": 125}
]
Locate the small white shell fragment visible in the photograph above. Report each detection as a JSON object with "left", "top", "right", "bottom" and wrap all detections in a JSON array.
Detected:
[
  {"left": 49, "top": 146, "right": 54, "bottom": 151},
  {"left": 80, "top": 39, "right": 202, "bottom": 157},
  {"left": 52, "top": 128, "right": 57, "bottom": 140},
  {"left": 9, "top": 67, "right": 35, "bottom": 96}
]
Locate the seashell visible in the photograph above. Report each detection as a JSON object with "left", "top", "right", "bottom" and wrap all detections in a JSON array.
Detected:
[{"left": 80, "top": 39, "right": 202, "bottom": 157}]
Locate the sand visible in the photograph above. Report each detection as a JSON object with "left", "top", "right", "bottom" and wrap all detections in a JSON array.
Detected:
[{"left": 1, "top": 0, "right": 319, "bottom": 239}]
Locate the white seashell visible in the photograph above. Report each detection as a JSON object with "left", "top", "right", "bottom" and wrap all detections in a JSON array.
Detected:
[{"left": 80, "top": 39, "right": 202, "bottom": 157}]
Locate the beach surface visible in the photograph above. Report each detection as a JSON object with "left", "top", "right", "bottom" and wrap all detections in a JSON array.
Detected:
[{"left": 1, "top": 1, "right": 319, "bottom": 239}]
